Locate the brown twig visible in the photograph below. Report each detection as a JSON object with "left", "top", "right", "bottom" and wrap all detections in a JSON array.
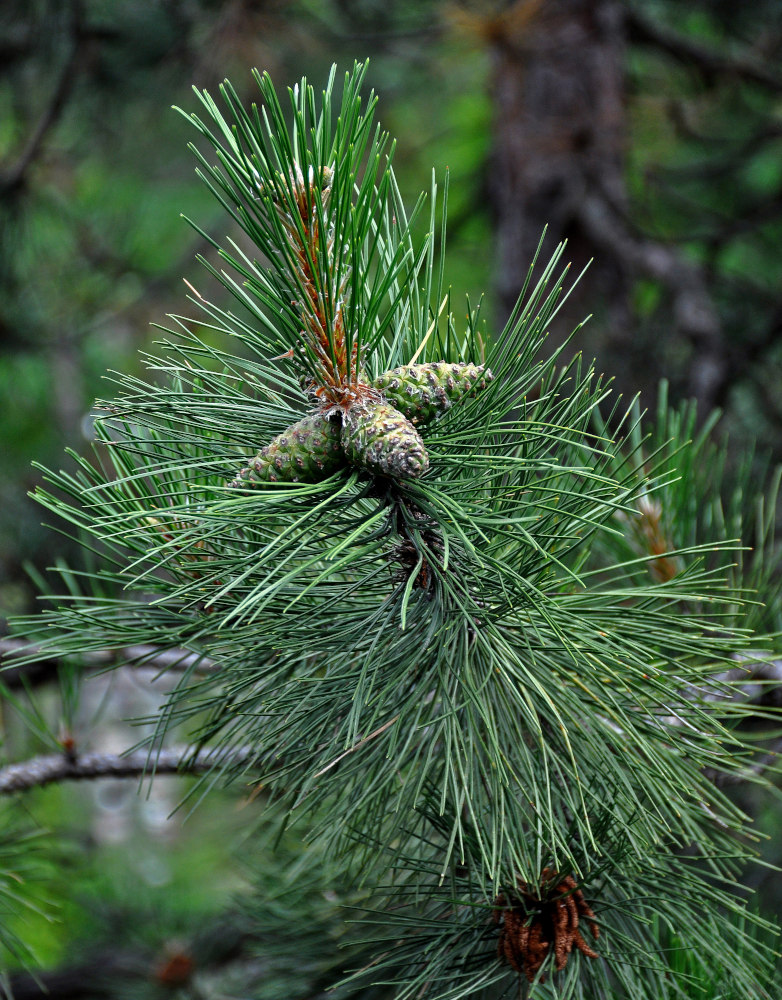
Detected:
[
  {"left": 313, "top": 715, "right": 399, "bottom": 777},
  {"left": 0, "top": 745, "right": 254, "bottom": 794}
]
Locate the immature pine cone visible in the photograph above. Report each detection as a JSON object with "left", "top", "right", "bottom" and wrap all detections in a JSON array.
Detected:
[
  {"left": 342, "top": 402, "right": 429, "bottom": 479},
  {"left": 373, "top": 361, "right": 493, "bottom": 426},
  {"left": 229, "top": 412, "right": 342, "bottom": 487}
]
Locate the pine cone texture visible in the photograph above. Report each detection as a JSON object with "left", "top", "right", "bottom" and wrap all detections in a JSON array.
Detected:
[
  {"left": 493, "top": 869, "right": 599, "bottom": 983},
  {"left": 373, "top": 362, "right": 493, "bottom": 426},
  {"left": 342, "top": 402, "right": 429, "bottom": 479},
  {"left": 229, "top": 412, "right": 343, "bottom": 487}
]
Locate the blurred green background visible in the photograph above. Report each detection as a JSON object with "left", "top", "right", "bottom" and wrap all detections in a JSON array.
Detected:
[{"left": 2, "top": 1, "right": 782, "bottom": 995}]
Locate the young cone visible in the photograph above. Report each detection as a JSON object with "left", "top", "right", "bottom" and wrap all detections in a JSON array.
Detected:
[
  {"left": 373, "top": 362, "right": 493, "bottom": 426},
  {"left": 342, "top": 402, "right": 429, "bottom": 479},
  {"left": 229, "top": 412, "right": 343, "bottom": 487}
]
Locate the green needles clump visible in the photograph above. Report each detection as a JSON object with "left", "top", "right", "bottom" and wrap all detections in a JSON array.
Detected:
[{"left": 12, "top": 62, "right": 782, "bottom": 1000}]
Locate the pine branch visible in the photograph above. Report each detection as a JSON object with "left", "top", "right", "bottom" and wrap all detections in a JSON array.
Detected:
[
  {"left": 9, "top": 62, "right": 781, "bottom": 999},
  {"left": 0, "top": 745, "right": 252, "bottom": 794},
  {"left": 0, "top": 637, "right": 219, "bottom": 687}
]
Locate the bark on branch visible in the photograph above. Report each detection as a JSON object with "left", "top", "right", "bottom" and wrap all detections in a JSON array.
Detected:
[
  {"left": 0, "top": 637, "right": 219, "bottom": 688},
  {"left": 0, "top": 0, "right": 85, "bottom": 195},
  {"left": 486, "top": 0, "right": 782, "bottom": 420},
  {"left": 712, "top": 653, "right": 782, "bottom": 708},
  {"left": 700, "top": 652, "right": 782, "bottom": 787},
  {"left": 0, "top": 745, "right": 254, "bottom": 794},
  {"left": 705, "top": 736, "right": 782, "bottom": 788},
  {"left": 626, "top": 8, "right": 782, "bottom": 94},
  {"left": 576, "top": 192, "right": 728, "bottom": 411}
]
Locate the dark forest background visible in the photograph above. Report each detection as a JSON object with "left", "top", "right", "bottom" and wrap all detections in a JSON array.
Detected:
[{"left": 2, "top": 1, "right": 782, "bottom": 996}]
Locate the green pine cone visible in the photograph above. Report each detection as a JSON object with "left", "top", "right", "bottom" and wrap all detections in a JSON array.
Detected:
[
  {"left": 342, "top": 402, "right": 429, "bottom": 479},
  {"left": 372, "top": 362, "right": 493, "bottom": 426},
  {"left": 229, "top": 412, "right": 343, "bottom": 487}
]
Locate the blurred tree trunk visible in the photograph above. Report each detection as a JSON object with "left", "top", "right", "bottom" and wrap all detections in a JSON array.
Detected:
[
  {"left": 488, "top": 0, "right": 628, "bottom": 328},
  {"left": 486, "top": 0, "right": 728, "bottom": 412}
]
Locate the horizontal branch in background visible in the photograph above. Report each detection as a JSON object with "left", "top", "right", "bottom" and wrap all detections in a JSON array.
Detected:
[
  {"left": 0, "top": 637, "right": 219, "bottom": 688},
  {"left": 1, "top": 917, "right": 253, "bottom": 1000},
  {"left": 696, "top": 652, "right": 782, "bottom": 787},
  {"left": 0, "top": 745, "right": 254, "bottom": 795},
  {"left": 576, "top": 192, "right": 728, "bottom": 412},
  {"left": 0, "top": 0, "right": 84, "bottom": 196},
  {"left": 626, "top": 8, "right": 782, "bottom": 94},
  {"left": 0, "top": 951, "right": 145, "bottom": 1000},
  {"left": 716, "top": 654, "right": 782, "bottom": 706},
  {"left": 1, "top": 652, "right": 780, "bottom": 795},
  {"left": 2, "top": 620, "right": 781, "bottom": 798},
  {"left": 705, "top": 736, "right": 782, "bottom": 788}
]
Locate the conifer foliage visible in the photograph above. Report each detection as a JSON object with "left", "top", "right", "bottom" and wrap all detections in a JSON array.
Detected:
[{"left": 13, "top": 63, "right": 782, "bottom": 997}]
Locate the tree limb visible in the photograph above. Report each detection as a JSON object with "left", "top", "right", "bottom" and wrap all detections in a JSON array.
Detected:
[
  {"left": 0, "top": 637, "right": 219, "bottom": 688},
  {"left": 0, "top": 953, "right": 143, "bottom": 1000},
  {"left": 705, "top": 736, "right": 782, "bottom": 788},
  {"left": 626, "top": 8, "right": 782, "bottom": 94},
  {"left": 698, "top": 652, "right": 782, "bottom": 786},
  {"left": 0, "top": 745, "right": 254, "bottom": 795},
  {"left": 0, "top": 0, "right": 84, "bottom": 195},
  {"left": 712, "top": 652, "right": 782, "bottom": 708},
  {"left": 0, "top": 915, "right": 254, "bottom": 999},
  {"left": 651, "top": 123, "right": 782, "bottom": 182},
  {"left": 576, "top": 192, "right": 728, "bottom": 412}
]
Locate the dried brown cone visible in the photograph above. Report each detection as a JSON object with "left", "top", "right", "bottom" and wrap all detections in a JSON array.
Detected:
[
  {"left": 525, "top": 920, "right": 549, "bottom": 982},
  {"left": 492, "top": 868, "right": 599, "bottom": 984}
]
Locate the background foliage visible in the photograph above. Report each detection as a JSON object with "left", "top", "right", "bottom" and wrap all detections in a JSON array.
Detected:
[{"left": 2, "top": 1, "right": 782, "bottom": 997}]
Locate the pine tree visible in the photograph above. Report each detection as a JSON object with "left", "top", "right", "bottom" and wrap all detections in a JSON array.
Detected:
[{"left": 6, "top": 62, "right": 782, "bottom": 998}]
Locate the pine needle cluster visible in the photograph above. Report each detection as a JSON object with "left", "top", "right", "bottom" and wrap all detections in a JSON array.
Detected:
[{"left": 11, "top": 62, "right": 782, "bottom": 998}]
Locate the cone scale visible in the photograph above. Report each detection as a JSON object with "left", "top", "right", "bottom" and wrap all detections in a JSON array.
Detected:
[
  {"left": 373, "top": 362, "right": 493, "bottom": 426},
  {"left": 229, "top": 412, "right": 343, "bottom": 487},
  {"left": 342, "top": 402, "right": 429, "bottom": 479}
]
